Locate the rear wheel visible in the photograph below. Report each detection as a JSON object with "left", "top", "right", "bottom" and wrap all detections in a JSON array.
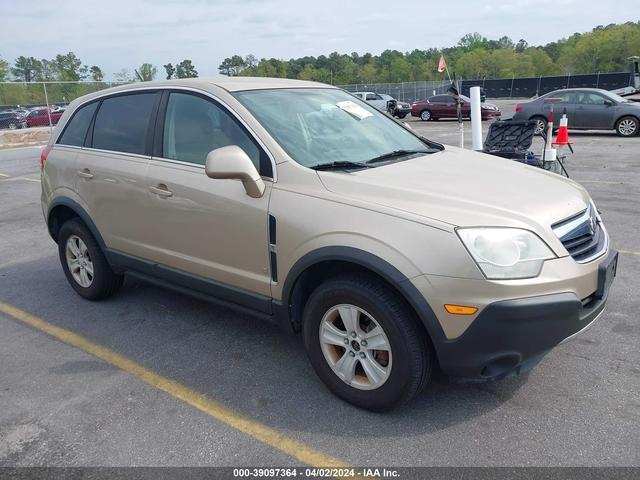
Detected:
[
  {"left": 8, "top": 122, "right": 17, "bottom": 130},
  {"left": 302, "top": 274, "right": 432, "bottom": 411},
  {"left": 531, "top": 116, "right": 547, "bottom": 135},
  {"left": 420, "top": 110, "right": 432, "bottom": 121},
  {"left": 615, "top": 116, "right": 639, "bottom": 137},
  {"left": 58, "top": 219, "right": 123, "bottom": 300}
]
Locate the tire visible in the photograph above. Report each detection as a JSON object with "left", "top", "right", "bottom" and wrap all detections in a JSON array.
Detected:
[
  {"left": 420, "top": 110, "right": 432, "bottom": 121},
  {"left": 615, "top": 116, "right": 639, "bottom": 137},
  {"left": 8, "top": 122, "right": 17, "bottom": 130},
  {"left": 397, "top": 113, "right": 407, "bottom": 119},
  {"left": 531, "top": 116, "right": 547, "bottom": 135},
  {"left": 58, "top": 218, "right": 123, "bottom": 300},
  {"left": 302, "top": 274, "right": 432, "bottom": 411}
]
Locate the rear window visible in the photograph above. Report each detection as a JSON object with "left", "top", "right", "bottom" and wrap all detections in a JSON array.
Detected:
[
  {"left": 92, "top": 93, "right": 157, "bottom": 155},
  {"left": 58, "top": 102, "right": 98, "bottom": 147}
]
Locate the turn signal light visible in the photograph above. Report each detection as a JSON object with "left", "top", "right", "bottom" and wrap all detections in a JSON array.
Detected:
[
  {"left": 444, "top": 304, "right": 478, "bottom": 315},
  {"left": 515, "top": 105, "right": 523, "bottom": 112}
]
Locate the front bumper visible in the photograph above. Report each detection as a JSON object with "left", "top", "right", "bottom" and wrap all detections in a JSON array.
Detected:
[{"left": 432, "top": 249, "right": 617, "bottom": 379}]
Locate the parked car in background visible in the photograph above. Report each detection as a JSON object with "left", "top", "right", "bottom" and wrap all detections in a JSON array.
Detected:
[
  {"left": 13, "top": 107, "right": 31, "bottom": 117},
  {"left": 512, "top": 88, "right": 640, "bottom": 136},
  {"left": 351, "top": 91, "right": 411, "bottom": 118},
  {"left": 0, "top": 110, "right": 28, "bottom": 130},
  {"left": 26, "top": 107, "right": 64, "bottom": 128},
  {"left": 411, "top": 94, "right": 501, "bottom": 121},
  {"left": 42, "top": 78, "right": 616, "bottom": 411},
  {"left": 379, "top": 94, "right": 411, "bottom": 118}
]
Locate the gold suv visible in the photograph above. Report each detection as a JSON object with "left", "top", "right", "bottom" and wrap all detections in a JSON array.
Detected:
[{"left": 41, "top": 78, "right": 618, "bottom": 411}]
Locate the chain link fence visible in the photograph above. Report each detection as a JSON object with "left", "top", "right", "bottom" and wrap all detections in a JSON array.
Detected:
[
  {"left": 340, "top": 72, "right": 635, "bottom": 102},
  {"left": 338, "top": 81, "right": 451, "bottom": 103},
  {"left": 0, "top": 81, "right": 130, "bottom": 148}
]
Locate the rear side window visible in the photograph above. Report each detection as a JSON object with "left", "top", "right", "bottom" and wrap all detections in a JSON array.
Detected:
[
  {"left": 58, "top": 102, "right": 98, "bottom": 147},
  {"left": 92, "top": 93, "right": 156, "bottom": 155}
]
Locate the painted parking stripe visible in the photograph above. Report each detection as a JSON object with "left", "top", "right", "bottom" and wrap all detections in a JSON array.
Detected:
[
  {"left": 0, "top": 173, "right": 9, "bottom": 178},
  {"left": 0, "top": 302, "right": 349, "bottom": 469},
  {"left": 620, "top": 249, "right": 640, "bottom": 257}
]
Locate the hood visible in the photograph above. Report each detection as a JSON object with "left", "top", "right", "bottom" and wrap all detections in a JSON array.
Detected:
[{"left": 317, "top": 146, "right": 590, "bottom": 232}]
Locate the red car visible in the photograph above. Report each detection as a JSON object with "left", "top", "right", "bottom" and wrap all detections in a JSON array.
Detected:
[
  {"left": 411, "top": 94, "right": 501, "bottom": 121},
  {"left": 26, "top": 107, "right": 64, "bottom": 128}
]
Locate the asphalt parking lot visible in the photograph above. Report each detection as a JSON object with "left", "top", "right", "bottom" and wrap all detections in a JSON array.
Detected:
[{"left": 1, "top": 104, "right": 639, "bottom": 467}]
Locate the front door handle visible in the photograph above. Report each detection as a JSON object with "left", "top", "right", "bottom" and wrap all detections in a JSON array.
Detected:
[
  {"left": 77, "top": 169, "right": 93, "bottom": 179},
  {"left": 149, "top": 184, "right": 173, "bottom": 198}
]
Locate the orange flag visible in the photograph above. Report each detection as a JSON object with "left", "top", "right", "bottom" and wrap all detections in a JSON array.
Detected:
[{"left": 437, "top": 55, "right": 447, "bottom": 73}]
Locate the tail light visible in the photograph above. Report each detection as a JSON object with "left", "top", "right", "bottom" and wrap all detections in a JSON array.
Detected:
[
  {"left": 515, "top": 105, "right": 523, "bottom": 112},
  {"left": 40, "top": 144, "right": 52, "bottom": 170}
]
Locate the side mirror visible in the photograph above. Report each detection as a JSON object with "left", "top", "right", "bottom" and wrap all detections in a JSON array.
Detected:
[
  {"left": 603, "top": 100, "right": 614, "bottom": 107},
  {"left": 205, "top": 145, "right": 265, "bottom": 198}
]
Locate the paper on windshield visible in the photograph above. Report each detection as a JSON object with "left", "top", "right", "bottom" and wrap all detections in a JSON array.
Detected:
[{"left": 336, "top": 100, "right": 373, "bottom": 120}]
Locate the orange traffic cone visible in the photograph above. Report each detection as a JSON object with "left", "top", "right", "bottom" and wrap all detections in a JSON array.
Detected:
[{"left": 553, "top": 114, "right": 573, "bottom": 147}]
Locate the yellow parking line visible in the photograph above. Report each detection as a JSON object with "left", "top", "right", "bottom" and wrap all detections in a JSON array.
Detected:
[
  {"left": 620, "top": 249, "right": 640, "bottom": 256},
  {"left": 0, "top": 302, "right": 348, "bottom": 468}
]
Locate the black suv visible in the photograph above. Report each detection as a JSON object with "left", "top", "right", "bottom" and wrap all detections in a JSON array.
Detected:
[{"left": 0, "top": 110, "right": 28, "bottom": 130}]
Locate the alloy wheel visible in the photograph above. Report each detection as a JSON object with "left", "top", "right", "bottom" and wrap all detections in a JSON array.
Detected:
[
  {"left": 420, "top": 110, "right": 431, "bottom": 121},
  {"left": 618, "top": 118, "right": 637, "bottom": 136},
  {"left": 319, "top": 304, "right": 392, "bottom": 390},
  {"left": 534, "top": 119, "right": 546, "bottom": 135},
  {"left": 65, "top": 235, "right": 94, "bottom": 288}
]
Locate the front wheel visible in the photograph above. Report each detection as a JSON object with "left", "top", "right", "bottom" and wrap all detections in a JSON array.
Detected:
[
  {"left": 615, "top": 116, "right": 639, "bottom": 137},
  {"left": 397, "top": 113, "right": 407, "bottom": 119},
  {"left": 8, "top": 122, "right": 17, "bottom": 130},
  {"left": 302, "top": 274, "right": 432, "bottom": 411}
]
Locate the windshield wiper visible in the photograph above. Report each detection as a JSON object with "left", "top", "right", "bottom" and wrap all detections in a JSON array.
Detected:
[
  {"left": 310, "top": 161, "right": 374, "bottom": 171},
  {"left": 366, "top": 149, "right": 431, "bottom": 164}
]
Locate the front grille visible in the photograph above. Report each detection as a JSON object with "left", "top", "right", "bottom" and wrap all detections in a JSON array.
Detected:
[{"left": 551, "top": 205, "right": 608, "bottom": 263}]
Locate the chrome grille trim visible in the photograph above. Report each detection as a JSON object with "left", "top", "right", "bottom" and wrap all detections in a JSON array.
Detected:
[{"left": 552, "top": 204, "right": 608, "bottom": 264}]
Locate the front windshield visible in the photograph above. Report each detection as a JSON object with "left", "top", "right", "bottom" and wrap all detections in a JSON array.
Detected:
[{"left": 234, "top": 88, "right": 434, "bottom": 168}]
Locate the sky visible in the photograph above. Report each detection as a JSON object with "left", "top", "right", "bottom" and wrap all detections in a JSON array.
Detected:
[{"left": 1, "top": 0, "right": 638, "bottom": 80}]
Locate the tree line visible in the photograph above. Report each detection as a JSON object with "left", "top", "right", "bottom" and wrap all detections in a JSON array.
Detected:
[
  {"left": 0, "top": 21, "right": 638, "bottom": 89},
  {"left": 218, "top": 22, "right": 640, "bottom": 84},
  {"left": 0, "top": 53, "right": 198, "bottom": 83}
]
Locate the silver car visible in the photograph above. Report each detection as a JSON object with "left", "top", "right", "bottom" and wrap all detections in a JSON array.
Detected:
[{"left": 512, "top": 88, "right": 640, "bottom": 136}]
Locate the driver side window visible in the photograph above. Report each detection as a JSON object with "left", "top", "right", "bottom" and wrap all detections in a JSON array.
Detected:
[
  {"left": 576, "top": 92, "right": 606, "bottom": 105},
  {"left": 162, "top": 92, "right": 270, "bottom": 175}
]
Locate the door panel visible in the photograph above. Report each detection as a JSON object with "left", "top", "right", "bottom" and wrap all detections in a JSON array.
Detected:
[
  {"left": 74, "top": 149, "right": 151, "bottom": 258},
  {"left": 75, "top": 91, "right": 159, "bottom": 257},
  {"left": 143, "top": 160, "right": 272, "bottom": 296},
  {"left": 574, "top": 92, "right": 615, "bottom": 128},
  {"left": 139, "top": 90, "right": 274, "bottom": 297}
]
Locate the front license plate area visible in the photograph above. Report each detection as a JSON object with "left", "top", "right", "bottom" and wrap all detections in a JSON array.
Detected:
[{"left": 596, "top": 251, "right": 618, "bottom": 299}]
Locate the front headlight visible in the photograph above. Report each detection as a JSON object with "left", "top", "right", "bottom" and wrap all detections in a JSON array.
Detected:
[{"left": 457, "top": 228, "right": 556, "bottom": 279}]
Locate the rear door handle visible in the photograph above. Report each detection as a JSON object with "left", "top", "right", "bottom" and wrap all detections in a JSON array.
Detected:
[
  {"left": 77, "top": 169, "right": 93, "bottom": 179},
  {"left": 149, "top": 184, "right": 173, "bottom": 198}
]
